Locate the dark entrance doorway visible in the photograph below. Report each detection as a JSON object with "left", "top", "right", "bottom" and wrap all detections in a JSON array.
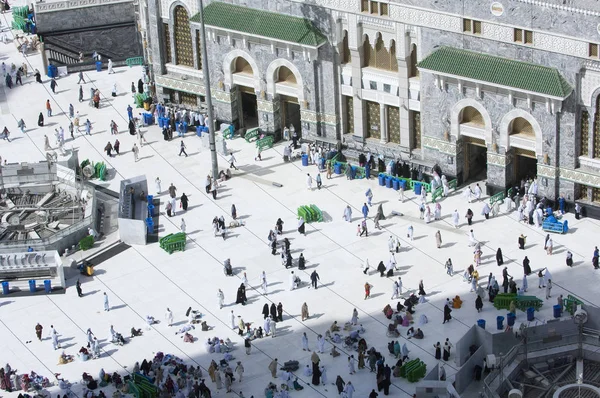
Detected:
[
  {"left": 463, "top": 137, "right": 487, "bottom": 182},
  {"left": 240, "top": 88, "right": 258, "bottom": 130},
  {"left": 512, "top": 148, "right": 537, "bottom": 185},
  {"left": 281, "top": 95, "right": 301, "bottom": 138}
]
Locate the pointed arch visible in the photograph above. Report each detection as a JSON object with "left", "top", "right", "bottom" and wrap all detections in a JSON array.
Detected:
[
  {"left": 499, "top": 109, "right": 543, "bottom": 155},
  {"left": 223, "top": 50, "right": 261, "bottom": 92},
  {"left": 266, "top": 59, "right": 304, "bottom": 101},
  {"left": 450, "top": 98, "right": 493, "bottom": 144}
]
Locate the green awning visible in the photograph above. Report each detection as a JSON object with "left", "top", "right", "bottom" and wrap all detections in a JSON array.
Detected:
[
  {"left": 191, "top": 2, "right": 327, "bottom": 47},
  {"left": 418, "top": 47, "right": 573, "bottom": 99}
]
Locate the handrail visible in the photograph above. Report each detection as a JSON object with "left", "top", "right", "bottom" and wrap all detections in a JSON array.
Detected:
[{"left": 484, "top": 332, "right": 600, "bottom": 396}]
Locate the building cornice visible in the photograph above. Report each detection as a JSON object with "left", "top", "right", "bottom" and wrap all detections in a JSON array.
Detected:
[{"left": 35, "top": 0, "right": 132, "bottom": 13}]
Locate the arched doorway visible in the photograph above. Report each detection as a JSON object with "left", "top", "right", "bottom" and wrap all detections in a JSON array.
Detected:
[
  {"left": 460, "top": 106, "right": 487, "bottom": 182},
  {"left": 174, "top": 6, "right": 193, "bottom": 67},
  {"left": 509, "top": 117, "right": 537, "bottom": 184},
  {"left": 232, "top": 57, "right": 258, "bottom": 129},
  {"left": 409, "top": 44, "right": 418, "bottom": 78},
  {"left": 277, "top": 66, "right": 301, "bottom": 134}
]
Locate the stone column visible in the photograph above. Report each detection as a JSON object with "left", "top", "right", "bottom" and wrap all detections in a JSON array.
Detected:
[
  {"left": 348, "top": 14, "right": 365, "bottom": 141},
  {"left": 397, "top": 26, "right": 412, "bottom": 150},
  {"left": 146, "top": 0, "right": 165, "bottom": 75},
  {"left": 585, "top": 107, "right": 593, "bottom": 158},
  {"left": 191, "top": 28, "right": 199, "bottom": 70},
  {"left": 169, "top": 20, "right": 176, "bottom": 65},
  {"left": 380, "top": 103, "right": 388, "bottom": 143}
]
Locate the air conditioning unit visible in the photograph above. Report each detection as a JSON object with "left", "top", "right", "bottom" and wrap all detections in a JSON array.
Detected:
[{"left": 508, "top": 389, "right": 523, "bottom": 398}]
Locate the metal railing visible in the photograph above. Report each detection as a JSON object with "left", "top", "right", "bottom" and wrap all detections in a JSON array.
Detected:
[
  {"left": 0, "top": 167, "right": 95, "bottom": 250},
  {"left": 483, "top": 331, "right": 600, "bottom": 397}
]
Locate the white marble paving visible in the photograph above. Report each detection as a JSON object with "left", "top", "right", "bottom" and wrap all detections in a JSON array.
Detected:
[{"left": 0, "top": 8, "right": 599, "bottom": 398}]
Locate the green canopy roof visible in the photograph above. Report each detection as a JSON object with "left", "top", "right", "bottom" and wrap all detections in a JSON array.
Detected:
[
  {"left": 418, "top": 47, "right": 573, "bottom": 99},
  {"left": 191, "top": 2, "right": 327, "bottom": 47}
]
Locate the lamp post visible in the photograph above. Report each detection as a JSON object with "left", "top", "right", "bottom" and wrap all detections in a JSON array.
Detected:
[{"left": 198, "top": 0, "right": 219, "bottom": 179}]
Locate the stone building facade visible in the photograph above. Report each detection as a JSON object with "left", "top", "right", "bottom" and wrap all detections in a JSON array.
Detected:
[{"left": 144, "top": 0, "right": 600, "bottom": 210}]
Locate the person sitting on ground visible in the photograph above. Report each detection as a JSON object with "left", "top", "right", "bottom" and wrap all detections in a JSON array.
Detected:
[
  {"left": 413, "top": 328, "right": 424, "bottom": 339},
  {"left": 330, "top": 321, "right": 340, "bottom": 332},
  {"left": 330, "top": 346, "right": 341, "bottom": 357},
  {"left": 183, "top": 332, "right": 194, "bottom": 343},
  {"left": 452, "top": 295, "right": 463, "bottom": 309},
  {"left": 131, "top": 327, "right": 142, "bottom": 337},
  {"left": 406, "top": 327, "right": 415, "bottom": 338}
]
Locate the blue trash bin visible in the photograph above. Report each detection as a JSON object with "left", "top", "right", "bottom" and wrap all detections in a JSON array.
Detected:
[
  {"left": 378, "top": 174, "right": 385, "bottom": 186},
  {"left": 301, "top": 154, "right": 309, "bottom": 167},
  {"left": 386, "top": 177, "right": 393, "bottom": 188},
  {"left": 334, "top": 163, "right": 342, "bottom": 174},
  {"left": 146, "top": 217, "right": 154, "bottom": 233},
  {"left": 477, "top": 319, "right": 486, "bottom": 329},
  {"left": 47, "top": 65, "right": 56, "bottom": 78},
  {"left": 350, "top": 166, "right": 357, "bottom": 179},
  {"left": 95, "top": 61, "right": 102, "bottom": 72},
  {"left": 1, "top": 281, "right": 8, "bottom": 295},
  {"left": 196, "top": 126, "right": 202, "bottom": 137},
  {"left": 414, "top": 182, "right": 422, "bottom": 195},
  {"left": 392, "top": 178, "right": 400, "bottom": 191},
  {"left": 147, "top": 204, "right": 155, "bottom": 217},
  {"left": 507, "top": 312, "right": 516, "bottom": 326},
  {"left": 496, "top": 315, "right": 504, "bottom": 330},
  {"left": 553, "top": 304, "right": 562, "bottom": 318},
  {"left": 28, "top": 280, "right": 36, "bottom": 293},
  {"left": 400, "top": 180, "right": 407, "bottom": 191},
  {"left": 146, "top": 195, "right": 153, "bottom": 203},
  {"left": 44, "top": 280, "right": 51, "bottom": 293},
  {"left": 527, "top": 307, "right": 535, "bottom": 321}
]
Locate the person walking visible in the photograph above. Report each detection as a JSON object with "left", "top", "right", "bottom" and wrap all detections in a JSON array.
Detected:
[
  {"left": 216, "top": 288, "right": 224, "bottom": 309},
  {"left": 306, "top": 173, "right": 313, "bottom": 190},
  {"left": 35, "top": 323, "right": 43, "bottom": 341},
  {"left": 50, "top": 325, "right": 60, "bottom": 350},
  {"left": 229, "top": 152, "right": 238, "bottom": 170},
  {"left": 235, "top": 362, "right": 244, "bottom": 382},
  {"left": 76, "top": 279, "right": 83, "bottom": 297},
  {"left": 268, "top": 359, "right": 278, "bottom": 378},
  {"left": 433, "top": 342, "right": 441, "bottom": 359},
  {"left": 443, "top": 339, "right": 452, "bottom": 361},
  {"left": 465, "top": 208, "right": 473, "bottom": 225},
  {"left": 79, "top": 85, "right": 84, "bottom": 102},
  {"left": 435, "top": 230, "right": 442, "bottom": 249},
  {"left": 165, "top": 308, "right": 173, "bottom": 326},
  {"left": 310, "top": 270, "right": 320, "bottom": 289},
  {"left": 103, "top": 292, "right": 110, "bottom": 311},
  {"left": 46, "top": 99, "right": 52, "bottom": 117},
  {"left": 443, "top": 301, "right": 452, "bottom": 324},
  {"left": 180, "top": 193, "right": 189, "bottom": 211},
  {"left": 364, "top": 282, "right": 372, "bottom": 299},
  {"left": 316, "top": 173, "right": 322, "bottom": 190},
  {"left": 545, "top": 279, "right": 552, "bottom": 299},
  {"left": 496, "top": 248, "right": 504, "bottom": 266},
  {"left": 50, "top": 78, "right": 58, "bottom": 94},
  {"left": 132, "top": 143, "right": 139, "bottom": 162},
  {"left": 565, "top": 250, "right": 573, "bottom": 267},
  {"left": 77, "top": 71, "right": 85, "bottom": 84},
  {"left": 179, "top": 140, "right": 188, "bottom": 157},
  {"left": 244, "top": 337, "right": 251, "bottom": 355},
  {"left": 362, "top": 203, "right": 369, "bottom": 219},
  {"left": 301, "top": 302, "right": 309, "bottom": 321}
]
